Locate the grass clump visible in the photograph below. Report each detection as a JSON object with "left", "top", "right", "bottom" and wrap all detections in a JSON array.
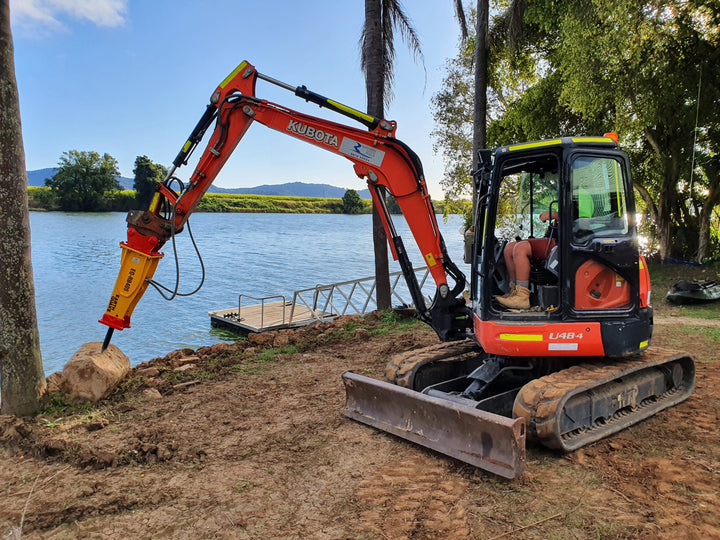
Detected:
[{"left": 40, "top": 393, "right": 96, "bottom": 418}]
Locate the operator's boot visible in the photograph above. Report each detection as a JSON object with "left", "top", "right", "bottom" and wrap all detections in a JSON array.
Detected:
[
  {"left": 497, "top": 282, "right": 516, "bottom": 300},
  {"left": 497, "top": 285, "right": 531, "bottom": 310}
]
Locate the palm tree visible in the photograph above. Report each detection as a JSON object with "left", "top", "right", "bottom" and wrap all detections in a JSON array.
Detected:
[
  {"left": 0, "top": 0, "right": 46, "bottom": 415},
  {"left": 360, "top": 0, "right": 423, "bottom": 311}
]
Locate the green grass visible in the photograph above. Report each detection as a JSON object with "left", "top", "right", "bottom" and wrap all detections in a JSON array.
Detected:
[
  {"left": 231, "top": 345, "right": 300, "bottom": 375},
  {"left": 196, "top": 193, "right": 357, "bottom": 214},
  {"left": 40, "top": 393, "right": 96, "bottom": 417},
  {"left": 685, "top": 326, "right": 720, "bottom": 343}
]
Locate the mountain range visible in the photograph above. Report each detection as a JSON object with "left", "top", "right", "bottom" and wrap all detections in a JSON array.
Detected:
[{"left": 26, "top": 169, "right": 371, "bottom": 199}]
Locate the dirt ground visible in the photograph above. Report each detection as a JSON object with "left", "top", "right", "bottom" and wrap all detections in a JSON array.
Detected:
[{"left": 1, "top": 306, "right": 719, "bottom": 539}]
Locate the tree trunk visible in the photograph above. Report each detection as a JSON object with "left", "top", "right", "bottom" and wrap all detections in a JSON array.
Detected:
[
  {"left": 696, "top": 179, "right": 720, "bottom": 262},
  {"left": 364, "top": 0, "right": 392, "bottom": 311},
  {"left": 471, "top": 0, "right": 489, "bottom": 171},
  {"left": 0, "top": 0, "right": 46, "bottom": 415}
]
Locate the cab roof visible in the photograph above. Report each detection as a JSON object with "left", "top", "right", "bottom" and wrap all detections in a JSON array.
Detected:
[{"left": 494, "top": 136, "right": 618, "bottom": 156}]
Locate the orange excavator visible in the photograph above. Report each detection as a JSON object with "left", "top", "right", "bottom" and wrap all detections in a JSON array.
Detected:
[{"left": 98, "top": 61, "right": 694, "bottom": 478}]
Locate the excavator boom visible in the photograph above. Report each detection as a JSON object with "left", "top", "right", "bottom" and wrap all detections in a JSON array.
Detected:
[{"left": 99, "top": 60, "right": 468, "bottom": 341}]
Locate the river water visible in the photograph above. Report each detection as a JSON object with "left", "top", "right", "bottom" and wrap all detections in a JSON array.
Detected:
[{"left": 28, "top": 212, "right": 465, "bottom": 375}]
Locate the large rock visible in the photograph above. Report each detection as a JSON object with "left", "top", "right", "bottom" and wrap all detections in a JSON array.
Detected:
[{"left": 60, "top": 342, "right": 130, "bottom": 402}]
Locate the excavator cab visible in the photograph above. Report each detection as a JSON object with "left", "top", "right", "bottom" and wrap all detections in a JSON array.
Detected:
[{"left": 472, "top": 137, "right": 653, "bottom": 358}]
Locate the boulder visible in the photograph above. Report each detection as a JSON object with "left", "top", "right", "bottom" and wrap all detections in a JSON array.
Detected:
[{"left": 61, "top": 342, "right": 130, "bottom": 402}]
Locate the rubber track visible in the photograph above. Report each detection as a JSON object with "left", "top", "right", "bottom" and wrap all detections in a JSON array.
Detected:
[
  {"left": 513, "top": 346, "right": 694, "bottom": 450},
  {"left": 384, "top": 340, "right": 480, "bottom": 388}
]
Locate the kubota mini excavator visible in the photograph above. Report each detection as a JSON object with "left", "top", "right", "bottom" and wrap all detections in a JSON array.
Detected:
[{"left": 98, "top": 61, "right": 694, "bottom": 478}]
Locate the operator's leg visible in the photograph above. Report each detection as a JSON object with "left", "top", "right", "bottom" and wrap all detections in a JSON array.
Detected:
[
  {"left": 511, "top": 241, "right": 532, "bottom": 288},
  {"left": 503, "top": 241, "right": 517, "bottom": 282},
  {"left": 498, "top": 241, "right": 518, "bottom": 299},
  {"left": 497, "top": 241, "right": 531, "bottom": 309}
]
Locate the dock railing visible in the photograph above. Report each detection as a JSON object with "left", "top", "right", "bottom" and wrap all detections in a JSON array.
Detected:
[
  {"left": 289, "top": 266, "right": 432, "bottom": 324},
  {"left": 234, "top": 267, "right": 433, "bottom": 331}
]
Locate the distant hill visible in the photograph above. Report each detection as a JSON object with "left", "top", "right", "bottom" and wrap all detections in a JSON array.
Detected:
[
  {"left": 208, "top": 181, "right": 371, "bottom": 199},
  {"left": 26, "top": 169, "right": 371, "bottom": 199}
]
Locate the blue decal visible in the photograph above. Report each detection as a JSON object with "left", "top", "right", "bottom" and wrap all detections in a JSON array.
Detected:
[{"left": 353, "top": 142, "right": 372, "bottom": 158}]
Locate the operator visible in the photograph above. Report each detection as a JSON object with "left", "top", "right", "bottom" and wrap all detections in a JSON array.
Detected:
[{"left": 496, "top": 210, "right": 558, "bottom": 310}]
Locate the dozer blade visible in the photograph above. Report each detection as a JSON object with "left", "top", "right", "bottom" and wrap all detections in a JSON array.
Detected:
[{"left": 341, "top": 371, "right": 526, "bottom": 479}]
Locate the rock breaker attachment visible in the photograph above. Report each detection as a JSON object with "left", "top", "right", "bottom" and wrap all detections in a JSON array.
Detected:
[{"left": 341, "top": 371, "right": 526, "bottom": 479}]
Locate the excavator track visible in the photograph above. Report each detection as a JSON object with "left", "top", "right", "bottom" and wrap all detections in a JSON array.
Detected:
[
  {"left": 513, "top": 346, "right": 695, "bottom": 451},
  {"left": 385, "top": 340, "right": 482, "bottom": 390}
]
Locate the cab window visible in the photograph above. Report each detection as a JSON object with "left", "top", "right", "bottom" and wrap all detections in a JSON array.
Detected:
[{"left": 571, "top": 156, "right": 629, "bottom": 242}]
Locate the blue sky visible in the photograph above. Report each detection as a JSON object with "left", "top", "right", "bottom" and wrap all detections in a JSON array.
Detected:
[{"left": 11, "top": 1, "right": 465, "bottom": 199}]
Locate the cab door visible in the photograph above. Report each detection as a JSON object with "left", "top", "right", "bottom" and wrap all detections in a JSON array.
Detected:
[{"left": 563, "top": 150, "right": 639, "bottom": 316}]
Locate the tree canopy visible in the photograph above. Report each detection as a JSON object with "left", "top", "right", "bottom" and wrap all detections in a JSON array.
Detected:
[
  {"left": 46, "top": 150, "right": 121, "bottom": 211},
  {"left": 342, "top": 189, "right": 364, "bottom": 214},
  {"left": 133, "top": 155, "right": 167, "bottom": 208},
  {"left": 434, "top": 0, "right": 720, "bottom": 261}
]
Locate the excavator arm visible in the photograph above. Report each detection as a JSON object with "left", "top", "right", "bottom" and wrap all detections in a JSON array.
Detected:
[{"left": 99, "top": 61, "right": 470, "bottom": 346}]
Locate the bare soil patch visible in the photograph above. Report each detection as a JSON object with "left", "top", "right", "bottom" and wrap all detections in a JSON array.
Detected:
[{"left": 1, "top": 311, "right": 718, "bottom": 539}]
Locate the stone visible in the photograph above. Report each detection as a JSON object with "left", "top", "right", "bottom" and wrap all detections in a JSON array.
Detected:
[
  {"left": 142, "top": 388, "right": 162, "bottom": 400},
  {"left": 46, "top": 371, "right": 64, "bottom": 393},
  {"left": 171, "top": 356, "right": 199, "bottom": 368},
  {"left": 210, "top": 342, "right": 229, "bottom": 354},
  {"left": 60, "top": 343, "right": 130, "bottom": 402},
  {"left": 166, "top": 348, "right": 195, "bottom": 361},
  {"left": 136, "top": 367, "right": 160, "bottom": 378},
  {"left": 173, "top": 363, "right": 196, "bottom": 372},
  {"left": 354, "top": 328, "right": 370, "bottom": 340},
  {"left": 272, "top": 333, "right": 290, "bottom": 348},
  {"left": 248, "top": 332, "right": 274, "bottom": 347}
]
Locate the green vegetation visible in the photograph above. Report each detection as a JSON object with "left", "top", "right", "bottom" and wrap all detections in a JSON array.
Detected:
[
  {"left": 28, "top": 186, "right": 138, "bottom": 212},
  {"left": 28, "top": 186, "right": 450, "bottom": 215},
  {"left": 133, "top": 155, "right": 167, "bottom": 208},
  {"left": 648, "top": 261, "right": 720, "bottom": 320},
  {"left": 40, "top": 393, "right": 97, "bottom": 417},
  {"left": 196, "top": 192, "right": 353, "bottom": 213},
  {"left": 686, "top": 326, "right": 720, "bottom": 344},
  {"left": 435, "top": 1, "right": 720, "bottom": 263},
  {"left": 341, "top": 189, "right": 364, "bottom": 214},
  {"left": 45, "top": 150, "right": 121, "bottom": 211}
]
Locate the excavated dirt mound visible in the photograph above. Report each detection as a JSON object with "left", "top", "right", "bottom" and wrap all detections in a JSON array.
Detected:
[{"left": 1, "top": 312, "right": 718, "bottom": 539}]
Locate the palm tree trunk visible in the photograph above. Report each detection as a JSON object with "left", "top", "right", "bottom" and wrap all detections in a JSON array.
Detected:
[
  {"left": 0, "top": 0, "right": 46, "bottom": 415},
  {"left": 364, "top": 0, "right": 392, "bottom": 311}
]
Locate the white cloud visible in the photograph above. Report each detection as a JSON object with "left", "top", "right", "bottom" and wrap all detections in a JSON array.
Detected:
[{"left": 11, "top": 0, "right": 128, "bottom": 32}]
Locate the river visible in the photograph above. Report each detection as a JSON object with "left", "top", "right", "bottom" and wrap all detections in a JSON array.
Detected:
[{"left": 28, "top": 212, "right": 466, "bottom": 375}]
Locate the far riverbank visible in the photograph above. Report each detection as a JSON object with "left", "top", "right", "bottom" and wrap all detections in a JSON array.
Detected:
[{"left": 27, "top": 187, "right": 462, "bottom": 215}]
